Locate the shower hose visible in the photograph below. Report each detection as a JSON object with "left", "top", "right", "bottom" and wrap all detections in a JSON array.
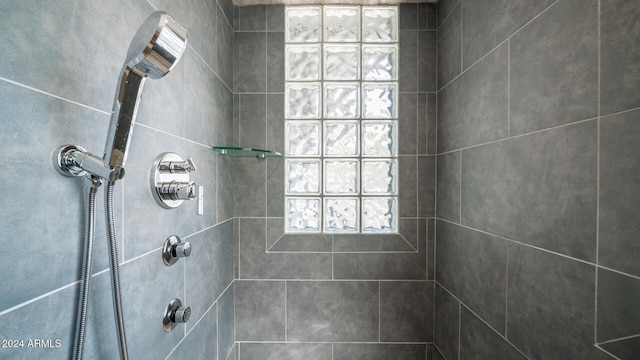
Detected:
[{"left": 74, "top": 177, "right": 129, "bottom": 360}]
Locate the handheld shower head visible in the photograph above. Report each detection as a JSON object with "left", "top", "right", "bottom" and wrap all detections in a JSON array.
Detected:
[{"left": 103, "top": 11, "right": 187, "bottom": 179}]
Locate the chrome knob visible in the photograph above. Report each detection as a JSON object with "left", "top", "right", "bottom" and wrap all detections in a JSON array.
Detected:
[
  {"left": 162, "top": 235, "right": 191, "bottom": 266},
  {"left": 163, "top": 298, "right": 191, "bottom": 332},
  {"left": 172, "top": 306, "right": 191, "bottom": 324}
]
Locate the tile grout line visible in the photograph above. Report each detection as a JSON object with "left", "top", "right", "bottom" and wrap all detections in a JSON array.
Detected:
[
  {"left": 594, "top": 0, "right": 602, "bottom": 345},
  {"left": 284, "top": 280, "right": 288, "bottom": 342},
  {"left": 507, "top": 38, "right": 511, "bottom": 138},
  {"left": 378, "top": 281, "right": 382, "bottom": 342},
  {"left": 458, "top": 150, "right": 462, "bottom": 224},
  {"left": 437, "top": 283, "right": 533, "bottom": 360},
  {"left": 435, "top": 218, "right": 598, "bottom": 268},
  {"left": 459, "top": 0, "right": 463, "bottom": 74},
  {"left": 505, "top": 242, "right": 509, "bottom": 338},
  {"left": 437, "top": 0, "right": 560, "bottom": 93},
  {"left": 457, "top": 301, "right": 461, "bottom": 360},
  {"left": 436, "top": 115, "right": 598, "bottom": 156}
]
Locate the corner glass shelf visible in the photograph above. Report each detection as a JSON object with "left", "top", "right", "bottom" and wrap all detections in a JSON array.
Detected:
[{"left": 213, "top": 146, "right": 282, "bottom": 158}]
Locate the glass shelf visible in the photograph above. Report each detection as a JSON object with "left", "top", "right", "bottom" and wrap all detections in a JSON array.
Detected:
[{"left": 212, "top": 146, "right": 282, "bottom": 158}]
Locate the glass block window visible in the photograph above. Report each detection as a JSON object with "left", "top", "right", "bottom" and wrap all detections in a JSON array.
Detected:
[{"left": 285, "top": 5, "right": 399, "bottom": 234}]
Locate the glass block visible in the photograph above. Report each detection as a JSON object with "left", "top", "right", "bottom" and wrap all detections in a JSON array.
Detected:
[
  {"left": 362, "top": 197, "right": 397, "bottom": 232},
  {"left": 324, "top": 83, "right": 359, "bottom": 118},
  {"left": 362, "top": 121, "right": 397, "bottom": 156},
  {"left": 362, "top": 159, "right": 397, "bottom": 194},
  {"left": 286, "top": 7, "right": 321, "bottom": 42},
  {"left": 324, "top": 6, "right": 360, "bottom": 42},
  {"left": 362, "top": 45, "right": 398, "bottom": 81},
  {"left": 324, "top": 121, "right": 359, "bottom": 156},
  {"left": 286, "top": 45, "right": 321, "bottom": 81},
  {"left": 286, "top": 197, "right": 321, "bottom": 232},
  {"left": 324, "top": 44, "right": 360, "bottom": 81},
  {"left": 324, "top": 159, "right": 359, "bottom": 195},
  {"left": 324, "top": 197, "right": 359, "bottom": 232},
  {"left": 362, "top": 7, "right": 398, "bottom": 43},
  {"left": 286, "top": 121, "right": 321, "bottom": 156},
  {"left": 362, "top": 83, "right": 397, "bottom": 119},
  {"left": 286, "top": 82, "right": 321, "bottom": 119},
  {"left": 286, "top": 159, "right": 321, "bottom": 195}
]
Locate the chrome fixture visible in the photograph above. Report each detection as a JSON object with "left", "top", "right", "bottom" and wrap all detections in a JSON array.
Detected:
[
  {"left": 52, "top": 11, "right": 187, "bottom": 360},
  {"left": 163, "top": 298, "right": 191, "bottom": 332},
  {"left": 162, "top": 235, "right": 192, "bottom": 266},
  {"left": 54, "top": 11, "right": 187, "bottom": 181},
  {"left": 151, "top": 152, "right": 204, "bottom": 215}
]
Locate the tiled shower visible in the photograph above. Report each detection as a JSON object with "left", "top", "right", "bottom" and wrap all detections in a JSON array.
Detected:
[{"left": 1, "top": 0, "right": 639, "bottom": 360}]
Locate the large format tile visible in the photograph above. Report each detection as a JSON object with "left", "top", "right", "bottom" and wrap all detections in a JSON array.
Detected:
[
  {"left": 461, "top": 120, "right": 597, "bottom": 262},
  {"left": 235, "top": 280, "right": 285, "bottom": 341},
  {"left": 239, "top": 343, "right": 331, "bottom": 360},
  {"left": 333, "top": 220, "right": 427, "bottom": 279},
  {"left": 437, "top": 2, "right": 461, "bottom": 88},
  {"left": 418, "top": 31, "right": 437, "bottom": 92},
  {"left": 185, "top": 221, "right": 234, "bottom": 329},
  {"left": 418, "top": 155, "right": 436, "bottom": 217},
  {"left": 184, "top": 47, "right": 233, "bottom": 147},
  {"left": 0, "top": 0, "right": 152, "bottom": 111},
  {"left": 462, "top": 0, "right": 555, "bottom": 68},
  {"left": 233, "top": 157, "right": 267, "bottom": 217},
  {"left": 435, "top": 221, "right": 507, "bottom": 332},
  {"left": 380, "top": 281, "right": 434, "bottom": 342},
  {"left": 234, "top": 32, "right": 266, "bottom": 92},
  {"left": 238, "top": 5, "right": 266, "bottom": 31},
  {"left": 286, "top": 281, "right": 379, "bottom": 342},
  {"left": 218, "top": 284, "right": 235, "bottom": 360},
  {"left": 0, "top": 81, "right": 114, "bottom": 312},
  {"left": 399, "top": 93, "right": 418, "bottom": 155},
  {"left": 507, "top": 244, "right": 607, "bottom": 360},
  {"left": 267, "top": 31, "right": 285, "bottom": 93},
  {"left": 509, "top": 0, "right": 598, "bottom": 135},
  {"left": 599, "top": 109, "right": 640, "bottom": 277},
  {"left": 459, "top": 307, "right": 526, "bottom": 360},
  {"left": 267, "top": 5, "right": 285, "bottom": 31},
  {"left": 600, "top": 0, "right": 640, "bottom": 115},
  {"left": 239, "top": 94, "right": 267, "bottom": 149},
  {"left": 0, "top": 283, "right": 76, "bottom": 359},
  {"left": 218, "top": 3, "right": 235, "bottom": 88},
  {"left": 400, "top": 30, "right": 418, "bottom": 92},
  {"left": 399, "top": 155, "right": 418, "bottom": 217},
  {"left": 436, "top": 151, "right": 460, "bottom": 222},
  {"left": 437, "top": 43, "right": 508, "bottom": 153},
  {"left": 434, "top": 284, "right": 459, "bottom": 360},
  {"left": 596, "top": 268, "right": 640, "bottom": 343},
  {"left": 120, "top": 249, "right": 185, "bottom": 359},
  {"left": 238, "top": 218, "right": 332, "bottom": 279},
  {"left": 334, "top": 344, "right": 427, "bottom": 360},
  {"left": 167, "top": 304, "right": 217, "bottom": 360}
]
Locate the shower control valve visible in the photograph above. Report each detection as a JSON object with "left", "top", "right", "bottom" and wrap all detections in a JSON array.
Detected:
[
  {"left": 162, "top": 235, "right": 191, "bottom": 266},
  {"left": 163, "top": 298, "right": 191, "bottom": 332},
  {"left": 151, "top": 152, "right": 204, "bottom": 215}
]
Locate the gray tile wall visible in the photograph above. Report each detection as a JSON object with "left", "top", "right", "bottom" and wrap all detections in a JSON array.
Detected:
[
  {"left": 0, "top": 0, "right": 235, "bottom": 358},
  {"left": 233, "top": 4, "right": 437, "bottom": 359},
  {"left": 435, "top": 0, "right": 640, "bottom": 359}
]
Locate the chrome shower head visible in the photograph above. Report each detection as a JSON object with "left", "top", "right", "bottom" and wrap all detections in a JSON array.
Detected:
[{"left": 103, "top": 11, "right": 187, "bottom": 179}]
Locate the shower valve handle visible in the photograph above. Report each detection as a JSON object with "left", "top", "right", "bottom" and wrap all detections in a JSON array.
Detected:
[
  {"left": 163, "top": 298, "right": 191, "bottom": 332},
  {"left": 159, "top": 157, "right": 196, "bottom": 173},
  {"left": 163, "top": 235, "right": 191, "bottom": 266}
]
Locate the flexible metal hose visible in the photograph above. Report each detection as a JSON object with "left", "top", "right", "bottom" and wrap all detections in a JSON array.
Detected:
[
  {"left": 105, "top": 182, "right": 129, "bottom": 360},
  {"left": 73, "top": 176, "right": 100, "bottom": 360}
]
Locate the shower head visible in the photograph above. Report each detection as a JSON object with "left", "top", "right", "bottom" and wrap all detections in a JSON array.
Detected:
[{"left": 103, "top": 11, "right": 187, "bottom": 180}]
